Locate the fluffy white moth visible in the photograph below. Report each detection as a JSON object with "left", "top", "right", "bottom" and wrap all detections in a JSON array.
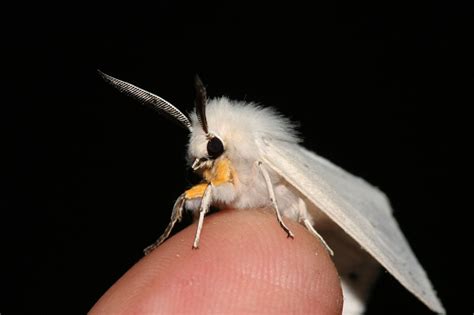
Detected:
[{"left": 100, "top": 71, "right": 445, "bottom": 314}]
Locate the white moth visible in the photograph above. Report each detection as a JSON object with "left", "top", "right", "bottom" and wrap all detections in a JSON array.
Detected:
[{"left": 100, "top": 71, "right": 445, "bottom": 314}]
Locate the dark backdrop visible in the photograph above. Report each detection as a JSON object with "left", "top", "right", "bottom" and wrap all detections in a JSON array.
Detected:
[{"left": 2, "top": 2, "right": 471, "bottom": 314}]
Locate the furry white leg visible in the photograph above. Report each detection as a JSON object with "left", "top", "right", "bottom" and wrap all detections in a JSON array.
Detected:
[
  {"left": 257, "top": 161, "right": 294, "bottom": 238},
  {"left": 144, "top": 193, "right": 186, "bottom": 255},
  {"left": 192, "top": 185, "right": 213, "bottom": 249},
  {"left": 297, "top": 198, "right": 334, "bottom": 256},
  {"left": 303, "top": 219, "right": 334, "bottom": 256}
]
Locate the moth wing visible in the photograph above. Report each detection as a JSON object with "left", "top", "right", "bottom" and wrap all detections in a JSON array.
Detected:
[{"left": 256, "top": 137, "right": 444, "bottom": 314}]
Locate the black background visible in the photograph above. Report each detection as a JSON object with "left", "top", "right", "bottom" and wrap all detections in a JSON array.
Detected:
[{"left": 2, "top": 2, "right": 472, "bottom": 314}]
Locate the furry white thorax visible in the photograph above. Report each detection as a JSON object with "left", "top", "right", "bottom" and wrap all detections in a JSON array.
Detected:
[{"left": 186, "top": 97, "right": 304, "bottom": 219}]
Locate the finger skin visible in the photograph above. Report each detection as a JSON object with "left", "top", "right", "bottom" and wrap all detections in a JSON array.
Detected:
[{"left": 89, "top": 209, "right": 343, "bottom": 314}]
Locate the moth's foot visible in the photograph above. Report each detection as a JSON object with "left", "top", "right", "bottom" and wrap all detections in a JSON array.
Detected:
[
  {"left": 143, "top": 238, "right": 165, "bottom": 256},
  {"left": 279, "top": 222, "right": 295, "bottom": 239},
  {"left": 143, "top": 244, "right": 157, "bottom": 256}
]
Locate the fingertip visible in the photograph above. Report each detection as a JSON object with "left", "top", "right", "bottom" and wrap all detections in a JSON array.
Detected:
[{"left": 90, "top": 209, "right": 342, "bottom": 314}]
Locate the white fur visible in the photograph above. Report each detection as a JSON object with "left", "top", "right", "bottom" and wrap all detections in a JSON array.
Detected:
[
  {"left": 186, "top": 97, "right": 304, "bottom": 219},
  {"left": 187, "top": 97, "right": 299, "bottom": 163}
]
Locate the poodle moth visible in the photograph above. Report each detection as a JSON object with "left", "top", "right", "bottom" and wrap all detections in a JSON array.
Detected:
[{"left": 99, "top": 71, "right": 444, "bottom": 314}]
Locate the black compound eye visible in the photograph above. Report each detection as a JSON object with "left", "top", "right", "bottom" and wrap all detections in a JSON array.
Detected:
[{"left": 207, "top": 137, "right": 224, "bottom": 159}]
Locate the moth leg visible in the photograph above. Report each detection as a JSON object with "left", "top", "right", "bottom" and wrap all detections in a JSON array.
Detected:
[
  {"left": 257, "top": 161, "right": 294, "bottom": 238},
  {"left": 192, "top": 184, "right": 213, "bottom": 249},
  {"left": 303, "top": 220, "right": 334, "bottom": 256},
  {"left": 298, "top": 198, "right": 334, "bottom": 256},
  {"left": 144, "top": 193, "right": 186, "bottom": 255}
]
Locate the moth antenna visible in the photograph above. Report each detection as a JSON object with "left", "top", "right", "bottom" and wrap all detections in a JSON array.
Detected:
[
  {"left": 98, "top": 70, "right": 193, "bottom": 132},
  {"left": 194, "top": 74, "right": 209, "bottom": 135}
]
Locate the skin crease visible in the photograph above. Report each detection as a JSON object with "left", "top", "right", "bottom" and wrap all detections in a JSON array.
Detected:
[{"left": 89, "top": 209, "right": 343, "bottom": 315}]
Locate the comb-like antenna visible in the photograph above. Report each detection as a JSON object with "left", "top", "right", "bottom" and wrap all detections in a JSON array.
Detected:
[
  {"left": 194, "top": 74, "right": 208, "bottom": 135},
  {"left": 99, "top": 70, "right": 193, "bottom": 132}
]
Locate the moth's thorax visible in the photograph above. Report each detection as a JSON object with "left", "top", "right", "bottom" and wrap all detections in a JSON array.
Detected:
[
  {"left": 184, "top": 97, "right": 302, "bottom": 211},
  {"left": 187, "top": 97, "right": 300, "bottom": 167}
]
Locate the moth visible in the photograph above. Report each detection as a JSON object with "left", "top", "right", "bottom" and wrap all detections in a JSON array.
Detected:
[{"left": 99, "top": 71, "right": 444, "bottom": 314}]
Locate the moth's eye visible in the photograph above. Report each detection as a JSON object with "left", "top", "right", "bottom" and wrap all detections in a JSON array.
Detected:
[{"left": 207, "top": 137, "right": 224, "bottom": 159}]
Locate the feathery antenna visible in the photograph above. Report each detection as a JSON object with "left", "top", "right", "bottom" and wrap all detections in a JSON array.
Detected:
[
  {"left": 194, "top": 74, "right": 208, "bottom": 135},
  {"left": 98, "top": 70, "right": 193, "bottom": 132}
]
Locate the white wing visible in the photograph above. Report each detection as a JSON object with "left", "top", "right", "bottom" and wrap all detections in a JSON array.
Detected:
[{"left": 257, "top": 137, "right": 445, "bottom": 314}]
